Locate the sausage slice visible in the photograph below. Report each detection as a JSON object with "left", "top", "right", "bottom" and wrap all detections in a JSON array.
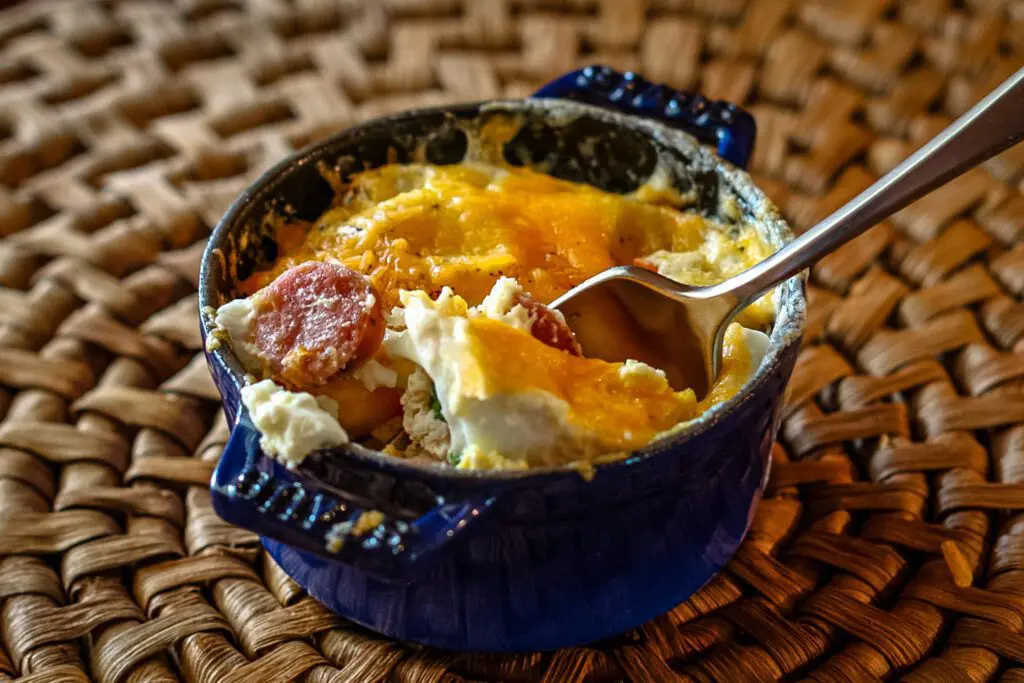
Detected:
[
  {"left": 251, "top": 261, "right": 384, "bottom": 386},
  {"left": 512, "top": 292, "right": 583, "bottom": 356}
]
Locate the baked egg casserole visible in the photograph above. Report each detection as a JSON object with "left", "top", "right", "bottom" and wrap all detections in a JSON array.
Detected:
[{"left": 207, "top": 160, "right": 774, "bottom": 472}]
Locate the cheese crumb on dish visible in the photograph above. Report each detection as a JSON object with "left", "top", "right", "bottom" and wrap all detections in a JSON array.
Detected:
[
  {"left": 240, "top": 379, "right": 348, "bottom": 469},
  {"left": 325, "top": 510, "right": 385, "bottom": 553},
  {"left": 470, "top": 276, "right": 536, "bottom": 331}
]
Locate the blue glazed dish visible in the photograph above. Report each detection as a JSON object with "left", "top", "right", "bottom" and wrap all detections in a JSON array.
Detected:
[{"left": 200, "top": 66, "right": 805, "bottom": 652}]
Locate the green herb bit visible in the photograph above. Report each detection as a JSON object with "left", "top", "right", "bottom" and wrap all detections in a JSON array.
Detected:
[{"left": 429, "top": 384, "right": 444, "bottom": 420}]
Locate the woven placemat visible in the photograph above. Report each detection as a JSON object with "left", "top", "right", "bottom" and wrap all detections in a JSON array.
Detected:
[{"left": 0, "top": 1, "right": 1022, "bottom": 681}]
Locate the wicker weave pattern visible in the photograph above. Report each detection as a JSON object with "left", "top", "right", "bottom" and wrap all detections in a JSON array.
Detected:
[{"left": 0, "top": 1, "right": 1021, "bottom": 681}]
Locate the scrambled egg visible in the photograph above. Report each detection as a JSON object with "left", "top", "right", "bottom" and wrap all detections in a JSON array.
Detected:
[
  {"left": 385, "top": 280, "right": 708, "bottom": 469},
  {"left": 227, "top": 162, "right": 774, "bottom": 471}
]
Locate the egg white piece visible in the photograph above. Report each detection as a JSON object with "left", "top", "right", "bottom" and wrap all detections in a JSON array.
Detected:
[
  {"left": 212, "top": 297, "right": 262, "bottom": 373},
  {"left": 385, "top": 287, "right": 575, "bottom": 468},
  {"left": 352, "top": 359, "right": 399, "bottom": 391},
  {"left": 240, "top": 379, "right": 348, "bottom": 469},
  {"left": 741, "top": 328, "right": 770, "bottom": 370}
]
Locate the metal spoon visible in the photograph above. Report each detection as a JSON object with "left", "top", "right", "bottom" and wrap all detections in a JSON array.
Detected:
[{"left": 550, "top": 67, "right": 1024, "bottom": 398}]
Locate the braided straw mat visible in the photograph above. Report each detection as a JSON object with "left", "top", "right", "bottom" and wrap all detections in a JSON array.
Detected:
[{"left": 0, "top": 0, "right": 1023, "bottom": 681}]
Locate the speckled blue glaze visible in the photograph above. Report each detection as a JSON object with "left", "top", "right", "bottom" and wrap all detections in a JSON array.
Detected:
[
  {"left": 201, "top": 67, "right": 805, "bottom": 652},
  {"left": 533, "top": 65, "right": 756, "bottom": 167}
]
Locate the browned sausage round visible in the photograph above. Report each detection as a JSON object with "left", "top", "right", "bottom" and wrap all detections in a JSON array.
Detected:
[
  {"left": 512, "top": 292, "right": 583, "bottom": 356},
  {"left": 633, "top": 257, "right": 658, "bottom": 273},
  {"left": 251, "top": 261, "right": 385, "bottom": 387}
]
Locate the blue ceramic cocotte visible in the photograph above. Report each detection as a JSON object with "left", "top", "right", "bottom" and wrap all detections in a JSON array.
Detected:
[{"left": 200, "top": 66, "right": 805, "bottom": 652}]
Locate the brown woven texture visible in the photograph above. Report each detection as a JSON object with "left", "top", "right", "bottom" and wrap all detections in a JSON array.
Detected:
[{"left": 0, "top": 1, "right": 1022, "bottom": 681}]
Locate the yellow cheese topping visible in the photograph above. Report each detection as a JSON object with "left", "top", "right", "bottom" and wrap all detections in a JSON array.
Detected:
[
  {"left": 243, "top": 164, "right": 773, "bottom": 327},
  {"left": 465, "top": 316, "right": 699, "bottom": 452},
  {"left": 237, "top": 162, "right": 775, "bottom": 469}
]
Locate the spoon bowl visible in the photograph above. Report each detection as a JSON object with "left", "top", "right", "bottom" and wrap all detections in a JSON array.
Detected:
[
  {"left": 553, "top": 66, "right": 1024, "bottom": 392},
  {"left": 550, "top": 265, "right": 738, "bottom": 397}
]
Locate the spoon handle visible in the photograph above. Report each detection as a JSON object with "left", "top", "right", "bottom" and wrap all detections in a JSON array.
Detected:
[{"left": 711, "top": 66, "right": 1024, "bottom": 306}]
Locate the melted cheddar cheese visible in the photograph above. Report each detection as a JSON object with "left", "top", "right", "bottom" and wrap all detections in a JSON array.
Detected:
[
  {"left": 244, "top": 164, "right": 772, "bottom": 325},
  {"left": 232, "top": 162, "right": 775, "bottom": 470},
  {"left": 465, "top": 317, "right": 698, "bottom": 452}
]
